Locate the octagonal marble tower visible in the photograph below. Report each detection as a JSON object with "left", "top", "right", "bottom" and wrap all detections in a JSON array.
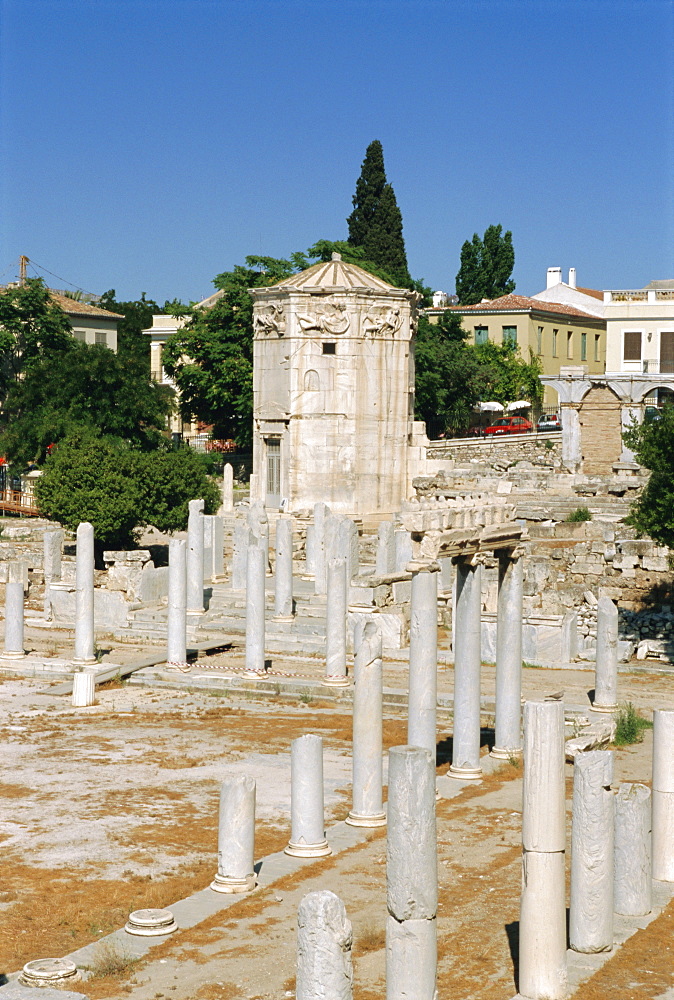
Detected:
[{"left": 250, "top": 254, "right": 419, "bottom": 514}]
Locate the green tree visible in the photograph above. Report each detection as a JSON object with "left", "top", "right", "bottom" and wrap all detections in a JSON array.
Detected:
[
  {"left": 97, "top": 290, "right": 163, "bottom": 370},
  {"left": 346, "top": 140, "right": 411, "bottom": 288},
  {"left": 414, "top": 314, "right": 490, "bottom": 433},
  {"left": 0, "top": 339, "right": 174, "bottom": 469},
  {"left": 473, "top": 341, "right": 543, "bottom": 407},
  {"left": 455, "top": 225, "right": 516, "bottom": 305},
  {"left": 0, "top": 278, "right": 72, "bottom": 400},
  {"left": 35, "top": 430, "right": 220, "bottom": 549},
  {"left": 162, "top": 257, "right": 296, "bottom": 447},
  {"left": 623, "top": 406, "right": 674, "bottom": 547}
]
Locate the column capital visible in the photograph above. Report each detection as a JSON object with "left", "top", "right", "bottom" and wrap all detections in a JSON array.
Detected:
[{"left": 406, "top": 559, "right": 440, "bottom": 574}]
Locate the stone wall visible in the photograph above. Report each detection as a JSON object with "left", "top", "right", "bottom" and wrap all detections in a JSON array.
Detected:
[{"left": 426, "top": 433, "right": 562, "bottom": 466}]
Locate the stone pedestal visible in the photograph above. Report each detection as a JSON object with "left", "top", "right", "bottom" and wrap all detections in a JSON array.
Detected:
[
  {"left": 3, "top": 561, "right": 25, "bottom": 659},
  {"left": 222, "top": 463, "right": 234, "bottom": 512},
  {"left": 394, "top": 527, "right": 413, "bottom": 573},
  {"left": 614, "top": 782, "right": 652, "bottom": 916},
  {"left": 274, "top": 515, "right": 294, "bottom": 620},
  {"left": 592, "top": 596, "right": 618, "bottom": 712},
  {"left": 43, "top": 527, "right": 63, "bottom": 616},
  {"left": 244, "top": 541, "right": 266, "bottom": 678},
  {"left": 569, "top": 750, "right": 614, "bottom": 953},
  {"left": 407, "top": 562, "right": 438, "bottom": 757},
  {"left": 386, "top": 745, "right": 437, "bottom": 1000},
  {"left": 325, "top": 556, "right": 348, "bottom": 686},
  {"left": 449, "top": 557, "right": 482, "bottom": 778},
  {"left": 74, "top": 522, "right": 96, "bottom": 665},
  {"left": 167, "top": 538, "right": 187, "bottom": 665},
  {"left": 204, "top": 514, "right": 225, "bottom": 581},
  {"left": 347, "top": 622, "right": 385, "bottom": 827},
  {"left": 653, "top": 708, "right": 674, "bottom": 882},
  {"left": 211, "top": 775, "right": 257, "bottom": 893},
  {"left": 286, "top": 734, "right": 331, "bottom": 858},
  {"left": 491, "top": 553, "right": 523, "bottom": 759},
  {"left": 519, "top": 700, "right": 567, "bottom": 1000},
  {"left": 186, "top": 498, "right": 205, "bottom": 615},
  {"left": 72, "top": 670, "right": 95, "bottom": 707},
  {"left": 296, "top": 891, "right": 353, "bottom": 1000}
]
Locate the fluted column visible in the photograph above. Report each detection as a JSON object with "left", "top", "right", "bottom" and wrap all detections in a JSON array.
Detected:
[
  {"left": 407, "top": 562, "right": 438, "bottom": 757},
  {"left": 492, "top": 552, "right": 523, "bottom": 758},
  {"left": 74, "top": 522, "right": 96, "bottom": 664},
  {"left": 347, "top": 622, "right": 385, "bottom": 827},
  {"left": 450, "top": 556, "right": 482, "bottom": 778}
]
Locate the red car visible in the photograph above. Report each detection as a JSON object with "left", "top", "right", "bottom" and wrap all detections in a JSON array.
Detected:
[{"left": 484, "top": 415, "right": 533, "bottom": 435}]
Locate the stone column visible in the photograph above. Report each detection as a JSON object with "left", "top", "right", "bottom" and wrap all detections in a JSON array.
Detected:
[
  {"left": 376, "top": 521, "right": 396, "bottom": 576},
  {"left": 273, "top": 515, "right": 294, "bottom": 620},
  {"left": 3, "top": 561, "right": 25, "bottom": 659},
  {"left": 342, "top": 518, "right": 359, "bottom": 586},
  {"left": 210, "top": 775, "right": 256, "bottom": 893},
  {"left": 519, "top": 699, "right": 567, "bottom": 1000},
  {"left": 244, "top": 540, "right": 266, "bottom": 678},
  {"left": 313, "top": 502, "right": 329, "bottom": 596},
  {"left": 186, "top": 498, "right": 205, "bottom": 614},
  {"left": 652, "top": 707, "right": 674, "bottom": 882},
  {"left": 492, "top": 552, "right": 523, "bottom": 759},
  {"left": 249, "top": 472, "right": 260, "bottom": 503},
  {"left": 325, "top": 556, "right": 348, "bottom": 687},
  {"left": 592, "top": 596, "right": 618, "bottom": 712},
  {"left": 386, "top": 745, "right": 437, "bottom": 1000},
  {"left": 167, "top": 538, "right": 187, "bottom": 665},
  {"left": 561, "top": 404, "right": 582, "bottom": 472},
  {"left": 347, "top": 622, "right": 385, "bottom": 827},
  {"left": 222, "top": 462, "right": 234, "bottom": 513},
  {"left": 407, "top": 562, "right": 438, "bottom": 757},
  {"left": 296, "top": 891, "right": 353, "bottom": 1000},
  {"left": 231, "top": 519, "right": 248, "bottom": 590},
  {"left": 561, "top": 610, "right": 579, "bottom": 662},
  {"left": 74, "top": 522, "right": 96, "bottom": 665},
  {"left": 614, "top": 782, "right": 652, "bottom": 916},
  {"left": 246, "top": 500, "right": 270, "bottom": 573},
  {"left": 449, "top": 557, "right": 482, "bottom": 778},
  {"left": 72, "top": 670, "right": 95, "bottom": 707},
  {"left": 394, "top": 527, "right": 413, "bottom": 573},
  {"left": 438, "top": 557, "right": 453, "bottom": 596},
  {"left": 304, "top": 524, "right": 315, "bottom": 579},
  {"left": 569, "top": 750, "right": 614, "bottom": 953},
  {"left": 285, "top": 734, "right": 331, "bottom": 857},
  {"left": 43, "top": 527, "right": 63, "bottom": 615},
  {"left": 203, "top": 514, "right": 225, "bottom": 582}
]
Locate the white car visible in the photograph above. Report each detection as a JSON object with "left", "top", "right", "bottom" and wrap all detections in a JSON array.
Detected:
[{"left": 537, "top": 413, "right": 562, "bottom": 432}]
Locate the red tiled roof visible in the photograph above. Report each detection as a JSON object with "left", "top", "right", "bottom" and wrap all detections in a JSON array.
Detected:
[
  {"left": 49, "top": 291, "right": 123, "bottom": 319},
  {"left": 576, "top": 286, "right": 603, "bottom": 301},
  {"left": 444, "top": 294, "right": 598, "bottom": 320}
]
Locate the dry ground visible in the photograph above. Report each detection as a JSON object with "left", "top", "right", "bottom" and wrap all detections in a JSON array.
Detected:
[{"left": 0, "top": 664, "right": 672, "bottom": 998}]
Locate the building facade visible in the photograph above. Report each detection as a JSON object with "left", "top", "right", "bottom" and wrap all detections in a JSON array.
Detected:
[{"left": 49, "top": 292, "right": 122, "bottom": 351}]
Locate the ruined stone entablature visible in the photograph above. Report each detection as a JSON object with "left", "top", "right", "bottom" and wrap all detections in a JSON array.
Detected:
[{"left": 398, "top": 494, "right": 522, "bottom": 562}]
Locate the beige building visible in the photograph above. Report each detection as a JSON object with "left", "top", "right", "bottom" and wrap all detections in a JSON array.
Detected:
[
  {"left": 431, "top": 293, "right": 606, "bottom": 406},
  {"left": 49, "top": 292, "right": 122, "bottom": 351},
  {"left": 250, "top": 254, "right": 421, "bottom": 513}
]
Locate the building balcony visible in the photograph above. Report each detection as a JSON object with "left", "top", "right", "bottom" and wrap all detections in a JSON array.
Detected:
[{"left": 604, "top": 289, "right": 674, "bottom": 304}]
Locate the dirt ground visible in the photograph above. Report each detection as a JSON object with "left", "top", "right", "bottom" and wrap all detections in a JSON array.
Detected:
[{"left": 0, "top": 664, "right": 672, "bottom": 999}]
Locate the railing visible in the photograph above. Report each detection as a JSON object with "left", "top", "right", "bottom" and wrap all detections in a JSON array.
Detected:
[
  {"left": 642, "top": 360, "right": 674, "bottom": 374},
  {"left": 0, "top": 488, "right": 40, "bottom": 517},
  {"left": 605, "top": 289, "right": 674, "bottom": 304}
]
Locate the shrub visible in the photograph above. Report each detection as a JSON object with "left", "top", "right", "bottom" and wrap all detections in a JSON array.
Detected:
[
  {"left": 566, "top": 506, "right": 592, "bottom": 522},
  {"left": 614, "top": 702, "right": 653, "bottom": 746}
]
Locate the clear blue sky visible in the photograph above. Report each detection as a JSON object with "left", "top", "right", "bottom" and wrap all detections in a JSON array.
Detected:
[{"left": 1, "top": 0, "right": 672, "bottom": 305}]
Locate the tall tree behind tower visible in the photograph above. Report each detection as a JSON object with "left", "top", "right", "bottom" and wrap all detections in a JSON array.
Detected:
[{"left": 347, "top": 140, "right": 411, "bottom": 288}]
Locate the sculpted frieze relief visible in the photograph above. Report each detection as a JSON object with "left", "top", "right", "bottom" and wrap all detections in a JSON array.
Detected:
[
  {"left": 253, "top": 303, "right": 286, "bottom": 337},
  {"left": 361, "top": 305, "right": 404, "bottom": 338},
  {"left": 296, "top": 299, "right": 350, "bottom": 336}
]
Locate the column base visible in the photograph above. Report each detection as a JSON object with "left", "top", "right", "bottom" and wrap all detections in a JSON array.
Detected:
[
  {"left": 323, "top": 675, "right": 350, "bottom": 687},
  {"left": 210, "top": 872, "right": 256, "bottom": 893},
  {"left": 348, "top": 605, "right": 375, "bottom": 614},
  {"left": 285, "top": 839, "right": 332, "bottom": 858},
  {"left": 272, "top": 614, "right": 295, "bottom": 623},
  {"left": 0, "top": 650, "right": 25, "bottom": 660},
  {"left": 490, "top": 746, "right": 522, "bottom": 760},
  {"left": 590, "top": 703, "right": 617, "bottom": 714},
  {"left": 448, "top": 763, "right": 482, "bottom": 780},
  {"left": 72, "top": 657, "right": 97, "bottom": 666},
  {"left": 186, "top": 608, "right": 205, "bottom": 617},
  {"left": 124, "top": 908, "right": 178, "bottom": 937},
  {"left": 346, "top": 811, "right": 386, "bottom": 828},
  {"left": 242, "top": 670, "right": 266, "bottom": 680},
  {"left": 300, "top": 575, "right": 315, "bottom": 582}
]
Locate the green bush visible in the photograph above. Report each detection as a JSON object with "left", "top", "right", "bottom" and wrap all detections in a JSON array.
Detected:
[
  {"left": 35, "top": 431, "right": 220, "bottom": 548},
  {"left": 566, "top": 506, "right": 592, "bottom": 522},
  {"left": 613, "top": 702, "right": 653, "bottom": 746}
]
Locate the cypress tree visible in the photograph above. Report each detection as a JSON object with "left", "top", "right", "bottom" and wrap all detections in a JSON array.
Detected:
[{"left": 347, "top": 140, "right": 411, "bottom": 288}]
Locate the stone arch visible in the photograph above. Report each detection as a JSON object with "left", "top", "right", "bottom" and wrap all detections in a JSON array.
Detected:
[
  {"left": 304, "top": 369, "right": 320, "bottom": 392},
  {"left": 632, "top": 382, "right": 674, "bottom": 404},
  {"left": 578, "top": 384, "right": 622, "bottom": 474}
]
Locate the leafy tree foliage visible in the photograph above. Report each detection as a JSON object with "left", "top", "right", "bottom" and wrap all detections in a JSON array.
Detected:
[
  {"left": 98, "top": 289, "right": 167, "bottom": 370},
  {"left": 472, "top": 340, "right": 543, "bottom": 407},
  {"left": 623, "top": 406, "right": 674, "bottom": 547},
  {"left": 0, "top": 340, "right": 173, "bottom": 469},
  {"left": 0, "top": 278, "right": 72, "bottom": 400},
  {"left": 455, "top": 225, "right": 516, "bottom": 305},
  {"left": 35, "top": 430, "right": 220, "bottom": 549},
  {"left": 346, "top": 140, "right": 411, "bottom": 288}
]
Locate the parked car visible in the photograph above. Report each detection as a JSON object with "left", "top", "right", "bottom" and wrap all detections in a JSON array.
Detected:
[
  {"left": 537, "top": 413, "right": 562, "bottom": 432},
  {"left": 484, "top": 416, "right": 533, "bottom": 435}
]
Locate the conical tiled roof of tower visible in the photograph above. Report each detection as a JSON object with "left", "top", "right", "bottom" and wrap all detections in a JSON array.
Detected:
[{"left": 272, "top": 253, "right": 397, "bottom": 292}]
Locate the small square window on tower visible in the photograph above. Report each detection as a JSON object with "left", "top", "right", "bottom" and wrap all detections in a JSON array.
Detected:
[{"left": 322, "top": 342, "right": 336, "bottom": 355}]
